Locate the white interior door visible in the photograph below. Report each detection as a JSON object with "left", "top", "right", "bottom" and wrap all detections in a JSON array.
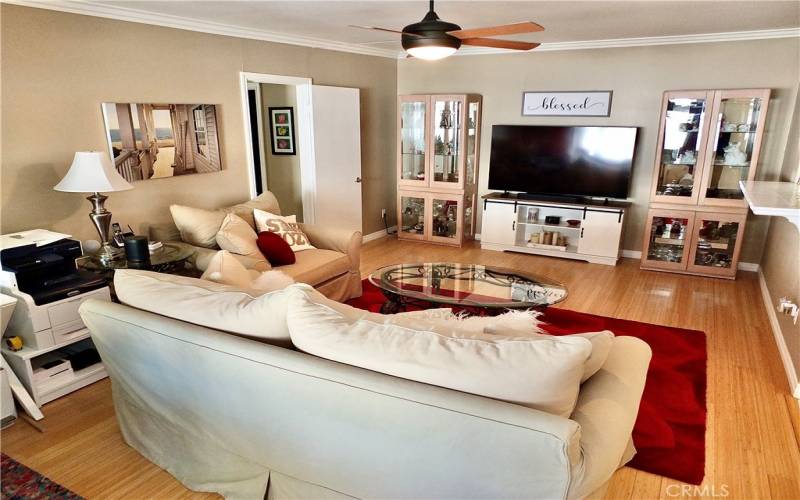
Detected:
[{"left": 310, "top": 85, "right": 363, "bottom": 233}]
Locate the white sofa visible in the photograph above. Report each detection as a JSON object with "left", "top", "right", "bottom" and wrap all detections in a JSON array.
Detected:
[{"left": 79, "top": 277, "right": 651, "bottom": 499}]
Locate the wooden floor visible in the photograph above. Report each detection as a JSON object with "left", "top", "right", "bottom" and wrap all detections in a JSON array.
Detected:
[{"left": 2, "top": 237, "right": 799, "bottom": 499}]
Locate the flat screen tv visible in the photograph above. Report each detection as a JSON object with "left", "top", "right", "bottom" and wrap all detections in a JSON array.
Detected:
[{"left": 488, "top": 125, "right": 638, "bottom": 199}]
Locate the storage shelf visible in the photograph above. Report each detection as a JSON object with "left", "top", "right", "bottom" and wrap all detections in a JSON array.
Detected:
[
  {"left": 653, "top": 237, "right": 687, "bottom": 247},
  {"left": 519, "top": 221, "right": 582, "bottom": 230},
  {"left": 2, "top": 329, "right": 90, "bottom": 361},
  {"left": 38, "top": 362, "right": 105, "bottom": 399}
]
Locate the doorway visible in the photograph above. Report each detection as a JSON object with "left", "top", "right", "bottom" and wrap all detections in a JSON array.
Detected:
[
  {"left": 239, "top": 72, "right": 364, "bottom": 233},
  {"left": 240, "top": 72, "right": 316, "bottom": 223}
]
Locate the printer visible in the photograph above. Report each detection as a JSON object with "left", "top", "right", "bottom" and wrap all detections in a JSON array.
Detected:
[{"left": 0, "top": 230, "right": 111, "bottom": 350}]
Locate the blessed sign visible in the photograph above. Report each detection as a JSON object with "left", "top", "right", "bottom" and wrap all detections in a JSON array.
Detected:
[{"left": 522, "top": 91, "right": 612, "bottom": 117}]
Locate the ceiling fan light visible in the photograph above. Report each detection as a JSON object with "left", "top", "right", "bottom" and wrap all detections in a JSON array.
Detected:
[{"left": 407, "top": 45, "right": 458, "bottom": 60}]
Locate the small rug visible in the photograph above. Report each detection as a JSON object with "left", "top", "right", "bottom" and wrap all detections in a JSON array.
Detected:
[
  {"left": 1, "top": 453, "right": 83, "bottom": 500},
  {"left": 348, "top": 280, "right": 707, "bottom": 485}
]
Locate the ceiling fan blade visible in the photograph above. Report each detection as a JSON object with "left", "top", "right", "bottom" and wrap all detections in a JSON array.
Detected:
[
  {"left": 460, "top": 38, "right": 540, "bottom": 51},
  {"left": 349, "top": 25, "right": 404, "bottom": 35},
  {"left": 349, "top": 25, "right": 420, "bottom": 37},
  {"left": 448, "top": 21, "right": 544, "bottom": 39}
]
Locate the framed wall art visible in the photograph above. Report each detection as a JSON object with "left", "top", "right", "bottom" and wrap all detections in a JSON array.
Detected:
[
  {"left": 268, "top": 107, "right": 296, "bottom": 155},
  {"left": 101, "top": 102, "right": 223, "bottom": 182}
]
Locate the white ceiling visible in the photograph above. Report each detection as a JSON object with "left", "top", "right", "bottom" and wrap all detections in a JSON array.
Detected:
[{"left": 18, "top": 1, "right": 800, "bottom": 56}]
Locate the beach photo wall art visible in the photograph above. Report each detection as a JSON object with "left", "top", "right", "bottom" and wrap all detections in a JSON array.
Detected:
[
  {"left": 268, "top": 107, "right": 296, "bottom": 155},
  {"left": 101, "top": 102, "right": 223, "bottom": 182}
]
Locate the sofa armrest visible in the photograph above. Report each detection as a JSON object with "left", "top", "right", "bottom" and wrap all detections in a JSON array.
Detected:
[
  {"left": 568, "top": 336, "right": 652, "bottom": 499},
  {"left": 299, "top": 224, "right": 361, "bottom": 270}
]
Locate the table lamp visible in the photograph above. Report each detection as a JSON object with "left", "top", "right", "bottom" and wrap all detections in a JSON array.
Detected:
[{"left": 54, "top": 151, "right": 133, "bottom": 264}]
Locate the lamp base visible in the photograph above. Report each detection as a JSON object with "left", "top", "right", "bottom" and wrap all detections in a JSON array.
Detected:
[
  {"left": 96, "top": 243, "right": 124, "bottom": 265},
  {"left": 87, "top": 192, "right": 124, "bottom": 264}
]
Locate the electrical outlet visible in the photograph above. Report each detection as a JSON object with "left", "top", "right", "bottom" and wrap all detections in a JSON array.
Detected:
[
  {"left": 778, "top": 297, "right": 799, "bottom": 325},
  {"left": 381, "top": 208, "right": 387, "bottom": 219}
]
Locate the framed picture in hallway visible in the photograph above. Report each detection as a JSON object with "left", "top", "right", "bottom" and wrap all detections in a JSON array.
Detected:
[
  {"left": 268, "top": 107, "right": 296, "bottom": 155},
  {"left": 101, "top": 102, "right": 223, "bottom": 183}
]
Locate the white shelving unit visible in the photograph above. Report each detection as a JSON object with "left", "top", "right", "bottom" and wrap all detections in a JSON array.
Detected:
[
  {"left": 2, "top": 329, "right": 107, "bottom": 407},
  {"left": 480, "top": 193, "right": 630, "bottom": 266}
]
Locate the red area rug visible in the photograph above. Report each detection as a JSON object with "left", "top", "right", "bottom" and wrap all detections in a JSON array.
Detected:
[
  {"left": 348, "top": 280, "right": 707, "bottom": 485},
  {"left": 1, "top": 453, "right": 83, "bottom": 499}
]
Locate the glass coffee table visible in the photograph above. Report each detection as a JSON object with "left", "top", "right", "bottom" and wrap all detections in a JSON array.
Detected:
[
  {"left": 78, "top": 243, "right": 196, "bottom": 275},
  {"left": 368, "top": 262, "right": 567, "bottom": 314}
]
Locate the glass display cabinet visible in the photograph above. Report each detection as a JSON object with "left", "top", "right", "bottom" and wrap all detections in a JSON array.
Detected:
[
  {"left": 642, "top": 208, "right": 746, "bottom": 279},
  {"left": 650, "top": 89, "right": 769, "bottom": 207},
  {"left": 686, "top": 212, "right": 746, "bottom": 278},
  {"left": 641, "top": 209, "right": 696, "bottom": 272},
  {"left": 397, "top": 94, "right": 482, "bottom": 247},
  {"left": 697, "top": 89, "right": 770, "bottom": 207},
  {"left": 398, "top": 193, "right": 427, "bottom": 241},
  {"left": 398, "top": 96, "right": 428, "bottom": 187},
  {"left": 643, "top": 88, "right": 769, "bottom": 279},
  {"left": 650, "top": 91, "right": 713, "bottom": 205}
]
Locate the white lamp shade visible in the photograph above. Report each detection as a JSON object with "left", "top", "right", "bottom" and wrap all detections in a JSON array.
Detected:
[{"left": 54, "top": 151, "right": 134, "bottom": 193}]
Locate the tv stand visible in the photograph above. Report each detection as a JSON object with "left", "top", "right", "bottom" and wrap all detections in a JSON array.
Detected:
[{"left": 480, "top": 193, "right": 631, "bottom": 266}]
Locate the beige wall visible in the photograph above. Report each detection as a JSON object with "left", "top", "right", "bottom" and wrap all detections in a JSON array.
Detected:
[
  {"left": 0, "top": 4, "right": 397, "bottom": 241},
  {"left": 398, "top": 38, "right": 800, "bottom": 262},
  {"left": 260, "top": 83, "right": 303, "bottom": 220},
  {"left": 760, "top": 86, "right": 800, "bottom": 385}
]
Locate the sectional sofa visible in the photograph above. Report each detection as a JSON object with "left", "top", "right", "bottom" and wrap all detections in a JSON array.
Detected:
[{"left": 79, "top": 270, "right": 652, "bottom": 499}]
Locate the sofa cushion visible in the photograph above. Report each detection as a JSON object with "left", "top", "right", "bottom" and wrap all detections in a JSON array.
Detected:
[
  {"left": 225, "top": 192, "right": 282, "bottom": 230},
  {"left": 253, "top": 210, "right": 315, "bottom": 252},
  {"left": 359, "top": 308, "right": 611, "bottom": 383},
  {"left": 114, "top": 269, "right": 302, "bottom": 347},
  {"left": 257, "top": 231, "right": 296, "bottom": 266},
  {"left": 170, "top": 205, "right": 226, "bottom": 249},
  {"left": 216, "top": 213, "right": 263, "bottom": 260},
  {"left": 287, "top": 292, "right": 592, "bottom": 417},
  {"left": 277, "top": 249, "right": 350, "bottom": 286}
]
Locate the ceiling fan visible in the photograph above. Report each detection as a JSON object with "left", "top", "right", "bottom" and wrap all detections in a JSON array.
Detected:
[{"left": 352, "top": 0, "right": 543, "bottom": 60}]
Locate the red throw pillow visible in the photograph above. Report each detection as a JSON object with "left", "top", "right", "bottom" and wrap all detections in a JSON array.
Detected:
[{"left": 257, "top": 231, "right": 296, "bottom": 266}]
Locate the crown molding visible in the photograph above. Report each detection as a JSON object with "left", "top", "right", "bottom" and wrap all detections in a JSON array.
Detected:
[
  {"left": 442, "top": 27, "right": 800, "bottom": 58},
  {"left": 2, "top": 0, "right": 400, "bottom": 58},
  {"left": 4, "top": 0, "right": 798, "bottom": 61}
]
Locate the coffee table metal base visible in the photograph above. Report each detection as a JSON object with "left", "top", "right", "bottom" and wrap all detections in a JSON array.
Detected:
[{"left": 379, "top": 290, "right": 532, "bottom": 316}]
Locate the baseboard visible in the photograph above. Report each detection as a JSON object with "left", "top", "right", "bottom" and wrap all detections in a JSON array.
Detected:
[
  {"left": 757, "top": 269, "right": 800, "bottom": 400},
  {"left": 621, "top": 249, "right": 642, "bottom": 259},
  {"left": 363, "top": 226, "right": 396, "bottom": 243}
]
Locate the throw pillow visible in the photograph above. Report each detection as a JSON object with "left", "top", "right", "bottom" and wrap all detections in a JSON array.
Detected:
[
  {"left": 170, "top": 205, "right": 226, "bottom": 249},
  {"left": 114, "top": 269, "right": 306, "bottom": 347},
  {"left": 253, "top": 209, "right": 315, "bottom": 252},
  {"left": 216, "top": 213, "right": 263, "bottom": 260},
  {"left": 202, "top": 250, "right": 295, "bottom": 295},
  {"left": 257, "top": 231, "right": 296, "bottom": 266},
  {"left": 201, "top": 250, "right": 254, "bottom": 290},
  {"left": 224, "top": 192, "right": 282, "bottom": 230},
  {"left": 286, "top": 292, "right": 592, "bottom": 417}
]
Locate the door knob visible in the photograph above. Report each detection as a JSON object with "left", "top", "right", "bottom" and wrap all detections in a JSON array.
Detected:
[{"left": 355, "top": 177, "right": 362, "bottom": 183}]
